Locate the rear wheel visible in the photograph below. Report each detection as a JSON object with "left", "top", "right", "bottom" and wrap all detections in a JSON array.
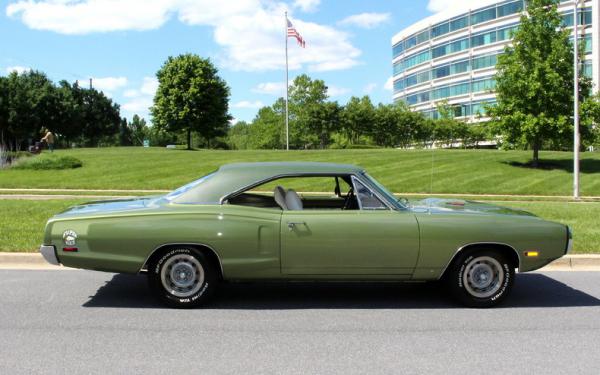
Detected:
[
  {"left": 148, "top": 247, "right": 217, "bottom": 308},
  {"left": 447, "top": 249, "right": 515, "bottom": 308}
]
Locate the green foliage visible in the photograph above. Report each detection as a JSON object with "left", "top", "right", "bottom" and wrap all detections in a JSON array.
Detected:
[
  {"left": 0, "top": 71, "right": 121, "bottom": 150},
  {"left": 225, "top": 73, "right": 494, "bottom": 151},
  {"left": 288, "top": 74, "right": 332, "bottom": 148},
  {"left": 342, "top": 96, "right": 375, "bottom": 144},
  {"left": 151, "top": 54, "right": 231, "bottom": 149},
  {"left": 488, "top": 0, "right": 591, "bottom": 165},
  {"left": 581, "top": 93, "right": 600, "bottom": 148},
  {"left": 12, "top": 154, "right": 82, "bottom": 170}
]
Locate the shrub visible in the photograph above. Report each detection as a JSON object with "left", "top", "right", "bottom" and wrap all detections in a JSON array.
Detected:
[{"left": 12, "top": 155, "right": 83, "bottom": 170}]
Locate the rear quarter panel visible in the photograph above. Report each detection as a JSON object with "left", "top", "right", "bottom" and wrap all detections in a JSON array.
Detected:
[{"left": 45, "top": 204, "right": 282, "bottom": 277}]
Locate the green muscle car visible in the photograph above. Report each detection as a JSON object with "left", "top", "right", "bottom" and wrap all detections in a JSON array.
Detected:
[{"left": 40, "top": 162, "right": 572, "bottom": 308}]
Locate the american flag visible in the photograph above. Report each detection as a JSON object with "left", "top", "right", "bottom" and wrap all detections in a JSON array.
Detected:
[{"left": 287, "top": 18, "right": 306, "bottom": 48}]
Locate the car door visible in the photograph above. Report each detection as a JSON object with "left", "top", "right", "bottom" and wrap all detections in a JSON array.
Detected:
[{"left": 280, "top": 176, "right": 419, "bottom": 277}]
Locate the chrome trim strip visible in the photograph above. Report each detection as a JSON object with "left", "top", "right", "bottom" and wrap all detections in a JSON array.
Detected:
[
  {"left": 437, "top": 242, "right": 521, "bottom": 280},
  {"left": 40, "top": 245, "right": 59, "bottom": 266},
  {"left": 139, "top": 242, "right": 225, "bottom": 276}
]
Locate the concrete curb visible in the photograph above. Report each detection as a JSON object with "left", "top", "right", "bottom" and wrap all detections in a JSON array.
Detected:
[{"left": 1, "top": 252, "right": 599, "bottom": 271}]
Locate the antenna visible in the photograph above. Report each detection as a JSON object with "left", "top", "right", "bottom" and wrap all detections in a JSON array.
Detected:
[{"left": 430, "top": 130, "right": 435, "bottom": 195}]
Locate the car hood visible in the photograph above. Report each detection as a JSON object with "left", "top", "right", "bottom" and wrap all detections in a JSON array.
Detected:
[
  {"left": 410, "top": 198, "right": 536, "bottom": 217},
  {"left": 53, "top": 197, "right": 163, "bottom": 218}
]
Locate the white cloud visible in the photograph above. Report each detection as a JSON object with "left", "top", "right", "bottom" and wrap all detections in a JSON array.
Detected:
[
  {"left": 252, "top": 82, "right": 286, "bottom": 95},
  {"left": 327, "top": 85, "right": 350, "bottom": 97},
  {"left": 122, "top": 96, "right": 153, "bottom": 114},
  {"left": 6, "top": 0, "right": 361, "bottom": 73},
  {"left": 91, "top": 76, "right": 128, "bottom": 92},
  {"left": 232, "top": 100, "right": 265, "bottom": 109},
  {"left": 427, "top": 0, "right": 481, "bottom": 13},
  {"left": 121, "top": 76, "right": 157, "bottom": 118},
  {"left": 293, "top": 0, "right": 320, "bottom": 12},
  {"left": 140, "top": 76, "right": 158, "bottom": 95},
  {"left": 6, "top": 0, "right": 172, "bottom": 34},
  {"left": 384, "top": 76, "right": 394, "bottom": 91},
  {"left": 338, "top": 12, "right": 391, "bottom": 29},
  {"left": 363, "top": 83, "right": 377, "bottom": 94},
  {"left": 5, "top": 65, "right": 31, "bottom": 74}
]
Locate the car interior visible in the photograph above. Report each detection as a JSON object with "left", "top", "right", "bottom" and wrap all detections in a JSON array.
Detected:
[{"left": 227, "top": 175, "right": 363, "bottom": 210}]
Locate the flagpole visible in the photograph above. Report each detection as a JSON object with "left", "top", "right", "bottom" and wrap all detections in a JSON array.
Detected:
[
  {"left": 284, "top": 11, "right": 290, "bottom": 151},
  {"left": 573, "top": 0, "right": 580, "bottom": 199}
]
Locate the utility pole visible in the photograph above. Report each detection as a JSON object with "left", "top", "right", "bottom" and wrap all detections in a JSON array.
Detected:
[{"left": 573, "top": 0, "right": 580, "bottom": 200}]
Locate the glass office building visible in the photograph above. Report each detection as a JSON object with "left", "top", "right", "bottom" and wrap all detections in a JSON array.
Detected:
[{"left": 392, "top": 0, "right": 598, "bottom": 121}]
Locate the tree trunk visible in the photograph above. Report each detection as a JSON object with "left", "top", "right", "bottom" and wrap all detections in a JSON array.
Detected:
[
  {"left": 187, "top": 129, "right": 192, "bottom": 150},
  {"left": 532, "top": 142, "right": 540, "bottom": 168}
]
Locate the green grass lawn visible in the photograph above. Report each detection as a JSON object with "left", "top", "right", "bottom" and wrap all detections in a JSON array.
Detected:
[
  {"left": 0, "top": 198, "right": 597, "bottom": 254},
  {"left": 1, "top": 147, "right": 599, "bottom": 196},
  {"left": 0, "top": 199, "right": 86, "bottom": 252}
]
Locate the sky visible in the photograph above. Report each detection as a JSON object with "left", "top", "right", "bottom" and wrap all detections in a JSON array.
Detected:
[{"left": 0, "top": 0, "right": 472, "bottom": 124}]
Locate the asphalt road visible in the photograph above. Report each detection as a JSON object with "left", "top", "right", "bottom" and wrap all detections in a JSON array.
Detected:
[{"left": 1, "top": 270, "right": 599, "bottom": 374}]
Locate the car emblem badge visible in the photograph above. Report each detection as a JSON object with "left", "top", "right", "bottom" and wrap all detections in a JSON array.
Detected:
[{"left": 63, "top": 230, "right": 78, "bottom": 246}]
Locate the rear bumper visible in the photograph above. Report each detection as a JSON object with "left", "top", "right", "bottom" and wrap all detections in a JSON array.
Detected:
[
  {"left": 40, "top": 245, "right": 59, "bottom": 265},
  {"left": 566, "top": 226, "right": 573, "bottom": 254}
]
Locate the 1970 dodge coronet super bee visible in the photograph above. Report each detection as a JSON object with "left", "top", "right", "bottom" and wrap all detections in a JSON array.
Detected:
[{"left": 40, "top": 162, "right": 572, "bottom": 308}]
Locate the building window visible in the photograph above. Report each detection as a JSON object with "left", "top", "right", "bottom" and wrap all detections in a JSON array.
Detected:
[
  {"left": 472, "top": 54, "right": 498, "bottom": 70},
  {"left": 472, "top": 78, "right": 496, "bottom": 93},
  {"left": 471, "top": 7, "right": 496, "bottom": 25},
  {"left": 497, "top": 1, "right": 523, "bottom": 18},
  {"left": 431, "top": 22, "right": 449, "bottom": 38},
  {"left": 471, "top": 30, "right": 497, "bottom": 47},
  {"left": 449, "top": 16, "right": 469, "bottom": 32}
]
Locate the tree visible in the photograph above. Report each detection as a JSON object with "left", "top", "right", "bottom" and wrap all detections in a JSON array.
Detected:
[
  {"left": 79, "top": 89, "right": 121, "bottom": 147},
  {"left": 249, "top": 104, "right": 285, "bottom": 149},
  {"left": 127, "top": 114, "right": 148, "bottom": 145},
  {"left": 288, "top": 74, "right": 330, "bottom": 148},
  {"left": 3, "top": 70, "right": 57, "bottom": 150},
  {"left": 342, "top": 96, "right": 375, "bottom": 144},
  {"left": 151, "top": 54, "right": 231, "bottom": 150},
  {"left": 306, "top": 101, "right": 342, "bottom": 149},
  {"left": 488, "top": 0, "right": 590, "bottom": 166},
  {"left": 434, "top": 102, "right": 469, "bottom": 148},
  {"left": 0, "top": 76, "right": 8, "bottom": 147}
]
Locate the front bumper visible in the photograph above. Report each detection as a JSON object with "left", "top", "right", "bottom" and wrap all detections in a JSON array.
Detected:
[{"left": 40, "top": 245, "right": 59, "bottom": 265}]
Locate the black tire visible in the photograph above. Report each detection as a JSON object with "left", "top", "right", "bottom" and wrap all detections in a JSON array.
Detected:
[
  {"left": 148, "top": 247, "right": 217, "bottom": 308},
  {"left": 446, "top": 249, "right": 515, "bottom": 308}
]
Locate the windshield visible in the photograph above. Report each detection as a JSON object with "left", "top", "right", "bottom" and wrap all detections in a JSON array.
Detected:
[
  {"left": 362, "top": 173, "right": 407, "bottom": 209},
  {"left": 164, "top": 172, "right": 216, "bottom": 201}
]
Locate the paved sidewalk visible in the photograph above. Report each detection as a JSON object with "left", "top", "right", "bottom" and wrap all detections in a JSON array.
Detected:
[{"left": 1, "top": 252, "right": 598, "bottom": 271}]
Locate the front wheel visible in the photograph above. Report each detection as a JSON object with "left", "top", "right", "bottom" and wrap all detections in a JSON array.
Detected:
[
  {"left": 148, "top": 248, "right": 217, "bottom": 308},
  {"left": 447, "top": 249, "right": 515, "bottom": 308}
]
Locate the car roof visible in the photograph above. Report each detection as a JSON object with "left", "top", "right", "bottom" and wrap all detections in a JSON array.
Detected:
[
  {"left": 171, "top": 162, "right": 364, "bottom": 204},
  {"left": 219, "top": 162, "right": 363, "bottom": 175}
]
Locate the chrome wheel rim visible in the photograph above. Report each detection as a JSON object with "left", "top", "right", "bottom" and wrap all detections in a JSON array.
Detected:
[
  {"left": 160, "top": 254, "right": 204, "bottom": 298},
  {"left": 462, "top": 256, "right": 504, "bottom": 299}
]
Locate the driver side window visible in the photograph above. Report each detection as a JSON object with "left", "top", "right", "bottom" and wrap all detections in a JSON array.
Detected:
[{"left": 352, "top": 177, "right": 387, "bottom": 210}]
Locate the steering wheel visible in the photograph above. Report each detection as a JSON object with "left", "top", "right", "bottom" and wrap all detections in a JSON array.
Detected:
[{"left": 342, "top": 188, "right": 355, "bottom": 210}]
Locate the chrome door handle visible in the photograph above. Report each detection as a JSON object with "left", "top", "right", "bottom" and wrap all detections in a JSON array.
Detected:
[{"left": 287, "top": 222, "right": 306, "bottom": 230}]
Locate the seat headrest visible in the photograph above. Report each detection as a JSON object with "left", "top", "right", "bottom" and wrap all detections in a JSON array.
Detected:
[
  {"left": 273, "top": 186, "right": 287, "bottom": 210},
  {"left": 285, "top": 189, "right": 303, "bottom": 211}
]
